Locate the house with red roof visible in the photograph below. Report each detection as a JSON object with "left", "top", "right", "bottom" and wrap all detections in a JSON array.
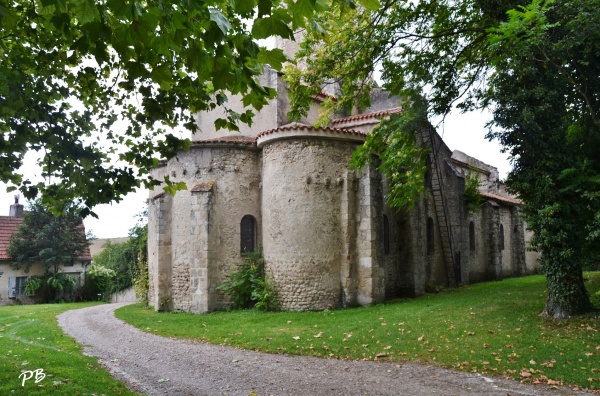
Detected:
[{"left": 0, "top": 198, "right": 92, "bottom": 305}]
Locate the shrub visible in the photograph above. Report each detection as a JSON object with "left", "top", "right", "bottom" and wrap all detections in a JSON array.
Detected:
[{"left": 218, "top": 251, "right": 278, "bottom": 311}]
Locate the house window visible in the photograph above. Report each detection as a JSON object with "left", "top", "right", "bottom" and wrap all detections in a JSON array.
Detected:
[
  {"left": 427, "top": 217, "right": 434, "bottom": 254},
  {"left": 8, "top": 276, "right": 30, "bottom": 298},
  {"left": 469, "top": 221, "right": 475, "bottom": 251},
  {"left": 240, "top": 215, "right": 256, "bottom": 254},
  {"left": 383, "top": 215, "right": 390, "bottom": 255},
  {"left": 499, "top": 224, "right": 505, "bottom": 250}
]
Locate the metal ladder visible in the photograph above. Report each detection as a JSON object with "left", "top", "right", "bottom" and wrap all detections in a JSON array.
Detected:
[{"left": 424, "top": 127, "right": 457, "bottom": 286}]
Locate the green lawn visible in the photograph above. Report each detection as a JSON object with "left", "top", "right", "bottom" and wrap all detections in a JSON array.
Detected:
[
  {"left": 117, "top": 273, "right": 600, "bottom": 392},
  {"left": 0, "top": 302, "right": 139, "bottom": 395}
]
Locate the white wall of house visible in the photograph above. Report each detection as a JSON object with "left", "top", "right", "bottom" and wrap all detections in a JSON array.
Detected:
[{"left": 0, "top": 260, "right": 89, "bottom": 305}]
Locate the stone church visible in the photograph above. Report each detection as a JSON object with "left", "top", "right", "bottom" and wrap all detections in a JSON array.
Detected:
[{"left": 148, "top": 58, "right": 539, "bottom": 313}]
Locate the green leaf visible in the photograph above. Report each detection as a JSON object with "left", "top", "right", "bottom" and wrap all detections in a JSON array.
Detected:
[
  {"left": 258, "top": 0, "right": 272, "bottom": 17},
  {"left": 150, "top": 65, "right": 174, "bottom": 90},
  {"left": 252, "top": 16, "right": 294, "bottom": 39},
  {"left": 233, "top": 0, "right": 257, "bottom": 16},
  {"left": 257, "top": 47, "right": 289, "bottom": 70},
  {"left": 288, "top": 0, "right": 318, "bottom": 28},
  {"left": 106, "top": 0, "right": 132, "bottom": 19},
  {"left": 209, "top": 8, "right": 231, "bottom": 35},
  {"left": 357, "top": 0, "right": 380, "bottom": 10},
  {"left": 73, "top": 0, "right": 100, "bottom": 24}
]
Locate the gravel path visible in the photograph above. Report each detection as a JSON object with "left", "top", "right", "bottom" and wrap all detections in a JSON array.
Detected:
[{"left": 57, "top": 303, "right": 590, "bottom": 396}]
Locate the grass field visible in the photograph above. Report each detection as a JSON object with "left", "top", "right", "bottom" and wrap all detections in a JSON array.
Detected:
[
  {"left": 117, "top": 273, "right": 600, "bottom": 392},
  {"left": 0, "top": 302, "right": 138, "bottom": 395}
]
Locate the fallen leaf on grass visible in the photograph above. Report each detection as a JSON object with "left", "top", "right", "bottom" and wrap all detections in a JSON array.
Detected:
[
  {"left": 313, "top": 332, "right": 323, "bottom": 338},
  {"left": 418, "top": 334, "right": 425, "bottom": 342},
  {"left": 547, "top": 379, "right": 562, "bottom": 385},
  {"left": 541, "top": 360, "right": 556, "bottom": 368},
  {"left": 376, "top": 353, "right": 388, "bottom": 358},
  {"left": 292, "top": 336, "right": 300, "bottom": 340}
]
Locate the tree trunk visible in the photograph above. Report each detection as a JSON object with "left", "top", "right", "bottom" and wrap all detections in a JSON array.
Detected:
[{"left": 540, "top": 268, "right": 592, "bottom": 320}]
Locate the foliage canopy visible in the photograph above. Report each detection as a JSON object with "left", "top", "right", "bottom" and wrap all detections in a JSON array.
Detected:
[
  {"left": 287, "top": 0, "right": 600, "bottom": 318},
  {"left": 0, "top": 0, "right": 375, "bottom": 216}
]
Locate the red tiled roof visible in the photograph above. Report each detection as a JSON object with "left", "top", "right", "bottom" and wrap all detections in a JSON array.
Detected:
[
  {"left": 311, "top": 91, "right": 338, "bottom": 103},
  {"left": 330, "top": 107, "right": 403, "bottom": 125},
  {"left": 479, "top": 191, "right": 521, "bottom": 206},
  {"left": 0, "top": 216, "right": 23, "bottom": 260},
  {"left": 191, "top": 181, "right": 215, "bottom": 192},
  {"left": 0, "top": 215, "right": 92, "bottom": 261},
  {"left": 256, "top": 123, "right": 366, "bottom": 140}
]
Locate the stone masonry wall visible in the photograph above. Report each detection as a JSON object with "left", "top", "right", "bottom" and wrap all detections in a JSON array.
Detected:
[
  {"left": 148, "top": 144, "right": 261, "bottom": 312},
  {"left": 261, "top": 138, "right": 362, "bottom": 310},
  {"left": 355, "top": 163, "right": 386, "bottom": 305},
  {"left": 466, "top": 211, "right": 489, "bottom": 282},
  {"left": 148, "top": 193, "right": 173, "bottom": 311}
]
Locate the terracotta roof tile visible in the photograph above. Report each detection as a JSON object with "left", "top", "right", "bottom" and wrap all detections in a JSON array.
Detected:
[
  {"left": 330, "top": 107, "right": 403, "bottom": 125},
  {"left": 0, "top": 215, "right": 92, "bottom": 261},
  {"left": 191, "top": 181, "right": 215, "bottom": 192},
  {"left": 256, "top": 123, "right": 366, "bottom": 140},
  {"left": 193, "top": 136, "right": 257, "bottom": 145},
  {"left": 311, "top": 91, "right": 338, "bottom": 103},
  {"left": 0, "top": 216, "right": 23, "bottom": 260},
  {"left": 480, "top": 191, "right": 521, "bottom": 206}
]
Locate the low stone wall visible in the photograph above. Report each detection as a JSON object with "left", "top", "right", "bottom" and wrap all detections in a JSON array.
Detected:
[{"left": 110, "top": 288, "right": 139, "bottom": 303}]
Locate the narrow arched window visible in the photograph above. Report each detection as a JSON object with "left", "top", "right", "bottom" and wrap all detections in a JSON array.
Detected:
[
  {"left": 469, "top": 221, "right": 475, "bottom": 251},
  {"left": 427, "top": 217, "right": 434, "bottom": 254},
  {"left": 240, "top": 215, "right": 256, "bottom": 254},
  {"left": 499, "top": 224, "right": 505, "bottom": 251},
  {"left": 383, "top": 215, "right": 390, "bottom": 255}
]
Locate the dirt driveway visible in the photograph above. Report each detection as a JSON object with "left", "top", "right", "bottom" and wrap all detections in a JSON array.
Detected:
[{"left": 57, "top": 303, "right": 590, "bottom": 396}]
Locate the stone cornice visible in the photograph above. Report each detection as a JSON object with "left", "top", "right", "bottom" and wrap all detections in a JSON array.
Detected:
[{"left": 256, "top": 123, "right": 366, "bottom": 148}]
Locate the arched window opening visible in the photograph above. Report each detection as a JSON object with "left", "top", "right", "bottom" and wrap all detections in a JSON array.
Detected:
[
  {"left": 427, "top": 217, "right": 434, "bottom": 254},
  {"left": 499, "top": 224, "right": 505, "bottom": 251},
  {"left": 383, "top": 215, "right": 390, "bottom": 255},
  {"left": 240, "top": 215, "right": 256, "bottom": 254},
  {"left": 469, "top": 222, "right": 475, "bottom": 251}
]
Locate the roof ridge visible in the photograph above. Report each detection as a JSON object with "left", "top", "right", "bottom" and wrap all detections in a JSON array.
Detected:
[
  {"left": 256, "top": 124, "right": 366, "bottom": 140},
  {"left": 330, "top": 107, "right": 403, "bottom": 125}
]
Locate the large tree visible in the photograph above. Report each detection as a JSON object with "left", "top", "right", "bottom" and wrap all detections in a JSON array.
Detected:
[
  {"left": 8, "top": 200, "right": 90, "bottom": 301},
  {"left": 1, "top": 0, "right": 374, "bottom": 216},
  {"left": 287, "top": 0, "right": 599, "bottom": 318}
]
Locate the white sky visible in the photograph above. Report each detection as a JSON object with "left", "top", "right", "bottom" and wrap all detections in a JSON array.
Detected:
[{"left": 0, "top": 108, "right": 510, "bottom": 239}]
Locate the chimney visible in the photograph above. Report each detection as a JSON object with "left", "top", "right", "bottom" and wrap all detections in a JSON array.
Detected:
[{"left": 9, "top": 195, "right": 24, "bottom": 217}]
